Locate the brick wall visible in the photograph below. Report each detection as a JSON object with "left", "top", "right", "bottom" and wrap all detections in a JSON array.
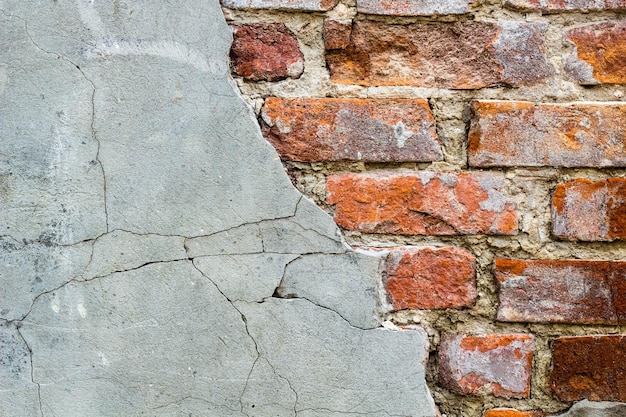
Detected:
[{"left": 222, "top": 0, "right": 626, "bottom": 415}]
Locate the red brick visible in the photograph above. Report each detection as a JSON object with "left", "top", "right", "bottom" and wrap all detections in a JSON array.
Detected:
[
  {"left": 565, "top": 21, "right": 626, "bottom": 85},
  {"left": 505, "top": 0, "right": 626, "bottom": 12},
  {"left": 326, "top": 172, "right": 518, "bottom": 236},
  {"left": 550, "top": 335, "right": 626, "bottom": 402},
  {"left": 260, "top": 98, "right": 442, "bottom": 163},
  {"left": 552, "top": 178, "right": 626, "bottom": 241},
  {"left": 325, "top": 20, "right": 549, "bottom": 89},
  {"left": 384, "top": 247, "right": 476, "bottom": 310},
  {"left": 323, "top": 20, "right": 352, "bottom": 50},
  {"left": 495, "top": 258, "right": 626, "bottom": 324},
  {"left": 221, "top": 0, "right": 338, "bottom": 11},
  {"left": 469, "top": 101, "right": 626, "bottom": 168},
  {"left": 229, "top": 23, "right": 304, "bottom": 81},
  {"left": 356, "top": 0, "right": 473, "bottom": 16},
  {"left": 484, "top": 409, "right": 543, "bottom": 417},
  {"left": 439, "top": 334, "right": 534, "bottom": 399}
]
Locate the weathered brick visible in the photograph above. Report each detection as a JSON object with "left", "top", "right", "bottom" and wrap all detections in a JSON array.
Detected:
[
  {"left": 357, "top": 0, "right": 472, "bottom": 16},
  {"left": 325, "top": 20, "right": 549, "bottom": 89},
  {"left": 221, "top": 0, "right": 338, "bottom": 11},
  {"left": 260, "top": 98, "right": 442, "bottom": 163},
  {"left": 553, "top": 178, "right": 626, "bottom": 241},
  {"left": 326, "top": 172, "right": 518, "bottom": 236},
  {"left": 495, "top": 259, "right": 626, "bottom": 324},
  {"left": 565, "top": 21, "right": 626, "bottom": 85},
  {"left": 323, "top": 19, "right": 352, "bottom": 50},
  {"left": 439, "top": 334, "right": 534, "bottom": 399},
  {"left": 505, "top": 0, "right": 626, "bottom": 13},
  {"left": 384, "top": 247, "right": 476, "bottom": 310},
  {"left": 229, "top": 23, "right": 304, "bottom": 82},
  {"left": 469, "top": 101, "right": 626, "bottom": 168},
  {"left": 550, "top": 335, "right": 626, "bottom": 402},
  {"left": 484, "top": 409, "right": 542, "bottom": 417}
]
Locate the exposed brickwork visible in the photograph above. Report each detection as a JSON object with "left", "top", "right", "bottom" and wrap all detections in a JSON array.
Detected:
[
  {"left": 439, "top": 334, "right": 534, "bottom": 399},
  {"left": 550, "top": 335, "right": 626, "bottom": 402},
  {"left": 484, "top": 409, "right": 542, "bottom": 417},
  {"left": 221, "top": 0, "right": 338, "bottom": 11},
  {"left": 326, "top": 172, "right": 518, "bottom": 236},
  {"left": 260, "top": 98, "right": 442, "bottom": 162},
  {"left": 495, "top": 259, "right": 626, "bottom": 324},
  {"left": 565, "top": 21, "right": 626, "bottom": 85},
  {"left": 229, "top": 23, "right": 304, "bottom": 82},
  {"left": 325, "top": 20, "right": 549, "bottom": 89},
  {"left": 505, "top": 0, "right": 626, "bottom": 12},
  {"left": 552, "top": 178, "right": 626, "bottom": 241},
  {"left": 384, "top": 247, "right": 476, "bottom": 310},
  {"left": 224, "top": 0, "right": 626, "bottom": 415},
  {"left": 469, "top": 101, "right": 626, "bottom": 168},
  {"left": 356, "top": 0, "right": 473, "bottom": 16}
]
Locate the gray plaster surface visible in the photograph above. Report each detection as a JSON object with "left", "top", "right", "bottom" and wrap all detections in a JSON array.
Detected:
[
  {"left": 555, "top": 400, "right": 626, "bottom": 417},
  {"left": 0, "top": 1, "right": 436, "bottom": 415}
]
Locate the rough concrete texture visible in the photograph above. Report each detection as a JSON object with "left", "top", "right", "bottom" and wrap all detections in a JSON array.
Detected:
[
  {"left": 553, "top": 400, "right": 626, "bottom": 417},
  {"left": 325, "top": 20, "right": 550, "bottom": 89},
  {"left": 356, "top": 0, "right": 473, "bottom": 16},
  {"left": 0, "top": 1, "right": 437, "bottom": 415},
  {"left": 326, "top": 172, "right": 519, "bottom": 235},
  {"left": 469, "top": 101, "right": 626, "bottom": 168},
  {"left": 495, "top": 259, "right": 626, "bottom": 324},
  {"left": 260, "top": 98, "right": 442, "bottom": 162},
  {"left": 550, "top": 335, "right": 626, "bottom": 402},
  {"left": 565, "top": 21, "right": 626, "bottom": 85},
  {"left": 230, "top": 23, "right": 304, "bottom": 81},
  {"left": 552, "top": 178, "right": 626, "bottom": 241}
]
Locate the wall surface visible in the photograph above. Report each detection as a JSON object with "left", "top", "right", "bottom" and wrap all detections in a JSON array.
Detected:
[
  {"left": 0, "top": 1, "right": 437, "bottom": 415},
  {"left": 223, "top": 0, "right": 626, "bottom": 415}
]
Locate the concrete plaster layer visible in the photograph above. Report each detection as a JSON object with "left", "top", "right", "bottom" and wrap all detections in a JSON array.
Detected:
[{"left": 0, "top": 1, "right": 436, "bottom": 415}]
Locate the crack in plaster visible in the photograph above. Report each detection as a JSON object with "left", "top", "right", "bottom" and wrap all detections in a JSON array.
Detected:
[{"left": 15, "top": 325, "right": 43, "bottom": 417}]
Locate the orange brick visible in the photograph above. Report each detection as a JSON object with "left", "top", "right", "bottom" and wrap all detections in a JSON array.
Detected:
[
  {"left": 565, "top": 21, "right": 626, "bottom": 85},
  {"left": 484, "top": 409, "right": 542, "bottom": 417},
  {"left": 439, "top": 334, "right": 534, "bottom": 398},
  {"left": 260, "top": 98, "right": 442, "bottom": 162},
  {"left": 469, "top": 101, "right": 626, "bottom": 167},
  {"left": 550, "top": 335, "right": 626, "bottom": 402},
  {"left": 495, "top": 258, "right": 626, "bottom": 324},
  {"left": 384, "top": 247, "right": 476, "bottom": 310},
  {"left": 505, "top": 0, "right": 626, "bottom": 12},
  {"left": 325, "top": 20, "right": 549, "bottom": 89},
  {"left": 552, "top": 178, "right": 626, "bottom": 241},
  {"left": 326, "top": 172, "right": 518, "bottom": 236}
]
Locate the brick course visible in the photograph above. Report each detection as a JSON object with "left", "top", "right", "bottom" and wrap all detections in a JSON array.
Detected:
[
  {"left": 552, "top": 178, "right": 626, "bottom": 241},
  {"left": 469, "top": 101, "right": 626, "bottom": 168},
  {"left": 550, "top": 335, "right": 626, "bottom": 402},
  {"left": 325, "top": 20, "right": 549, "bottom": 89},
  {"left": 326, "top": 172, "right": 518, "bottom": 236},
  {"left": 229, "top": 23, "right": 304, "bottom": 81},
  {"left": 505, "top": 0, "right": 626, "bottom": 12},
  {"left": 260, "top": 98, "right": 442, "bottom": 162},
  {"left": 565, "top": 21, "right": 626, "bottom": 85},
  {"left": 495, "top": 258, "right": 626, "bottom": 324},
  {"left": 384, "top": 247, "right": 476, "bottom": 310},
  {"left": 439, "top": 334, "right": 534, "bottom": 399}
]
